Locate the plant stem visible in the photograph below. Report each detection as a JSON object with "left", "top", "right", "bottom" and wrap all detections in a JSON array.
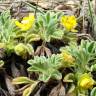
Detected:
[
  {"left": 88, "top": 0, "right": 94, "bottom": 33},
  {"left": 35, "top": 0, "right": 39, "bottom": 17},
  {"left": 42, "top": 41, "right": 46, "bottom": 46}
]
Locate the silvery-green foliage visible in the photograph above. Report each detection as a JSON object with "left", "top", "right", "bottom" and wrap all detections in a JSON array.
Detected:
[{"left": 27, "top": 54, "right": 62, "bottom": 82}]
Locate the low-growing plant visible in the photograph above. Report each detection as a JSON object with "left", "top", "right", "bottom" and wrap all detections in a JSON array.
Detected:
[
  {"left": 0, "top": 11, "right": 17, "bottom": 55},
  {"left": 27, "top": 54, "right": 62, "bottom": 82},
  {"left": 60, "top": 15, "right": 78, "bottom": 43},
  {"left": 14, "top": 13, "right": 40, "bottom": 43},
  {"left": 61, "top": 40, "right": 96, "bottom": 72},
  {"left": 34, "top": 12, "right": 63, "bottom": 43},
  {"left": 1, "top": 8, "right": 95, "bottom": 96},
  {"left": 0, "top": 11, "right": 16, "bottom": 43},
  {"left": 60, "top": 40, "right": 96, "bottom": 95},
  {"left": 32, "top": 12, "right": 64, "bottom": 56}
]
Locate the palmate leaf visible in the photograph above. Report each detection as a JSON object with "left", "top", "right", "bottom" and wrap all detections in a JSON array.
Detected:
[
  {"left": 28, "top": 56, "right": 47, "bottom": 66},
  {"left": 34, "top": 12, "right": 63, "bottom": 42},
  {"left": 80, "top": 40, "right": 96, "bottom": 54},
  {"left": 0, "top": 11, "right": 16, "bottom": 43},
  {"left": 27, "top": 54, "right": 62, "bottom": 82},
  {"left": 27, "top": 61, "right": 48, "bottom": 73},
  {"left": 47, "top": 54, "right": 61, "bottom": 68}
]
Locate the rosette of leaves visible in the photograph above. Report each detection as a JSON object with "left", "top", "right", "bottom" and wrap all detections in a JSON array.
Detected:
[
  {"left": 27, "top": 54, "right": 62, "bottom": 82},
  {"left": 61, "top": 40, "right": 96, "bottom": 73},
  {"left": 0, "top": 10, "right": 17, "bottom": 55},
  {"left": 60, "top": 40, "right": 96, "bottom": 95},
  {"left": 12, "top": 77, "right": 39, "bottom": 96},
  {"left": 33, "top": 12, "right": 63, "bottom": 56},
  {"left": 0, "top": 11, "right": 16, "bottom": 43},
  {"left": 34, "top": 11, "right": 63, "bottom": 42}
]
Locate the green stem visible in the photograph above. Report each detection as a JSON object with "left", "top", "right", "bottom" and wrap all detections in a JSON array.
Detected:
[
  {"left": 88, "top": 0, "right": 94, "bottom": 32},
  {"left": 42, "top": 41, "right": 46, "bottom": 46}
]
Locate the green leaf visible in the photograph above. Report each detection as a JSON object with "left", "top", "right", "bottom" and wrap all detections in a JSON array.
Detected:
[
  {"left": 91, "top": 64, "right": 96, "bottom": 71},
  {"left": 67, "top": 84, "right": 75, "bottom": 94},
  {"left": 23, "top": 82, "right": 38, "bottom": 96},
  {"left": 26, "top": 34, "right": 40, "bottom": 43},
  {"left": 63, "top": 73, "right": 75, "bottom": 83},
  {"left": 26, "top": 44, "right": 34, "bottom": 55},
  {"left": 0, "top": 60, "right": 4, "bottom": 68},
  {"left": 27, "top": 54, "right": 62, "bottom": 82},
  {"left": 60, "top": 40, "right": 96, "bottom": 72},
  {"left": 39, "top": 74, "right": 51, "bottom": 82},
  {"left": 52, "top": 70, "right": 62, "bottom": 80},
  {"left": 51, "top": 30, "right": 63, "bottom": 40},
  {"left": 34, "top": 12, "right": 62, "bottom": 42},
  {"left": 91, "top": 87, "right": 96, "bottom": 96},
  {"left": 46, "top": 12, "right": 50, "bottom": 24},
  {"left": 12, "top": 77, "right": 35, "bottom": 85},
  {"left": 88, "top": 41, "right": 95, "bottom": 53},
  {"left": 0, "top": 10, "right": 16, "bottom": 43}
]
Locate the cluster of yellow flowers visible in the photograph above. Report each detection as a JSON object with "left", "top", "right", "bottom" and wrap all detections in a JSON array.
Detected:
[
  {"left": 60, "top": 15, "right": 77, "bottom": 32},
  {"left": 15, "top": 13, "right": 35, "bottom": 31},
  {"left": 78, "top": 73, "right": 94, "bottom": 89},
  {"left": 15, "top": 13, "right": 77, "bottom": 33}
]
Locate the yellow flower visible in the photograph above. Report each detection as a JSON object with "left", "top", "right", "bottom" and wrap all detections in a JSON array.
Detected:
[
  {"left": 60, "top": 51, "right": 75, "bottom": 64},
  {"left": 60, "top": 15, "right": 77, "bottom": 32},
  {"left": 15, "top": 13, "right": 35, "bottom": 31},
  {"left": 78, "top": 73, "right": 94, "bottom": 89}
]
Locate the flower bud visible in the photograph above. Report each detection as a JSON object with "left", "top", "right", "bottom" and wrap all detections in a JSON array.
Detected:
[
  {"left": 60, "top": 51, "right": 75, "bottom": 64},
  {"left": 14, "top": 43, "right": 27, "bottom": 57}
]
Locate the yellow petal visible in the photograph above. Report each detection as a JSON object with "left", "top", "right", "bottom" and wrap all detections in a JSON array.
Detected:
[
  {"left": 22, "top": 17, "right": 30, "bottom": 24},
  {"left": 15, "top": 21, "right": 23, "bottom": 28},
  {"left": 60, "top": 15, "right": 77, "bottom": 32},
  {"left": 15, "top": 13, "right": 35, "bottom": 31}
]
